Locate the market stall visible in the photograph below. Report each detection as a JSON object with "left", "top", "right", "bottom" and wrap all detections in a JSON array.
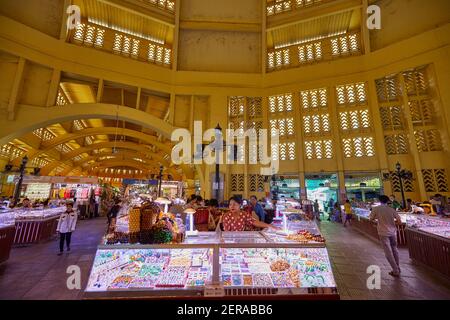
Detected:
[
  {"left": 0, "top": 211, "right": 15, "bottom": 263},
  {"left": 83, "top": 205, "right": 338, "bottom": 300},
  {"left": 351, "top": 207, "right": 408, "bottom": 246},
  {"left": 12, "top": 207, "right": 66, "bottom": 245},
  {"left": 405, "top": 216, "right": 450, "bottom": 277}
]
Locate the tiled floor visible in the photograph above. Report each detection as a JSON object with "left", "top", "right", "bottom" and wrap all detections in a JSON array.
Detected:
[
  {"left": 318, "top": 218, "right": 450, "bottom": 300},
  {"left": 0, "top": 218, "right": 107, "bottom": 300},
  {"left": 0, "top": 216, "right": 449, "bottom": 299}
]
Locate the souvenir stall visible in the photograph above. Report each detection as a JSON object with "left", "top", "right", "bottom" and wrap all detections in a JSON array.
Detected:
[
  {"left": 50, "top": 177, "right": 100, "bottom": 217},
  {"left": 83, "top": 201, "right": 339, "bottom": 300}
]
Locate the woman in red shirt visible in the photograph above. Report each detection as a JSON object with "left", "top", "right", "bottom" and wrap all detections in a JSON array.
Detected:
[{"left": 221, "top": 196, "right": 277, "bottom": 231}]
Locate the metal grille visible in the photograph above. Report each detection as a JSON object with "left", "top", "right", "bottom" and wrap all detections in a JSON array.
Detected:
[
  {"left": 384, "top": 134, "right": 409, "bottom": 154},
  {"left": 375, "top": 76, "right": 400, "bottom": 102},
  {"left": 422, "top": 169, "right": 449, "bottom": 192}
]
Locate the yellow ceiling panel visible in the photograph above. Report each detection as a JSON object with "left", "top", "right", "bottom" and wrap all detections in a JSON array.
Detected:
[
  {"left": 73, "top": 0, "right": 172, "bottom": 44},
  {"left": 269, "top": 9, "right": 357, "bottom": 48},
  {"left": 61, "top": 82, "right": 96, "bottom": 104}
]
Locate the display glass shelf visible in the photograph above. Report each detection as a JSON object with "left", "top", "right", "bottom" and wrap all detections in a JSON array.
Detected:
[
  {"left": 0, "top": 211, "right": 15, "bottom": 228},
  {"left": 406, "top": 215, "right": 450, "bottom": 239},
  {"left": 12, "top": 207, "right": 66, "bottom": 220},
  {"left": 220, "top": 247, "right": 336, "bottom": 289},
  {"left": 86, "top": 248, "right": 213, "bottom": 292}
]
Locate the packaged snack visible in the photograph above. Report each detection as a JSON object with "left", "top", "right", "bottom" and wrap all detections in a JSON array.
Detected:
[{"left": 232, "top": 274, "right": 243, "bottom": 286}]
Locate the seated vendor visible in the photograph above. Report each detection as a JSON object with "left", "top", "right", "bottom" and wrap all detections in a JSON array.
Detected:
[
  {"left": 221, "top": 196, "right": 278, "bottom": 231},
  {"left": 420, "top": 202, "right": 436, "bottom": 216}
]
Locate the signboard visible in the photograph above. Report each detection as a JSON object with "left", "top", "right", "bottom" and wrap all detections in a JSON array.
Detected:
[
  {"left": 22, "top": 176, "right": 98, "bottom": 184},
  {"left": 122, "top": 179, "right": 159, "bottom": 185},
  {"left": 7, "top": 175, "right": 16, "bottom": 184}
]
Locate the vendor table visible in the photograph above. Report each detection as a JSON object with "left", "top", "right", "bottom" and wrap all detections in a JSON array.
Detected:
[
  {"left": 14, "top": 216, "right": 60, "bottom": 245},
  {"left": 405, "top": 228, "right": 450, "bottom": 277},
  {"left": 0, "top": 225, "right": 15, "bottom": 263},
  {"left": 83, "top": 219, "right": 339, "bottom": 300},
  {"left": 352, "top": 208, "right": 407, "bottom": 246}
]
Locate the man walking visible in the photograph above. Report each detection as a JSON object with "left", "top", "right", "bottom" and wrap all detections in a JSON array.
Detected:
[{"left": 370, "top": 195, "right": 402, "bottom": 277}]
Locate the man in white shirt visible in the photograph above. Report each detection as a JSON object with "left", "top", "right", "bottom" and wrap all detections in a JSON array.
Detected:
[{"left": 369, "top": 195, "right": 402, "bottom": 277}]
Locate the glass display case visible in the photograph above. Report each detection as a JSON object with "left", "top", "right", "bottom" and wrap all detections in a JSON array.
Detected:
[
  {"left": 12, "top": 207, "right": 66, "bottom": 221},
  {"left": 0, "top": 210, "right": 15, "bottom": 228},
  {"left": 0, "top": 210, "right": 16, "bottom": 264},
  {"left": 12, "top": 207, "right": 65, "bottom": 245},
  {"left": 84, "top": 225, "right": 338, "bottom": 299},
  {"left": 405, "top": 215, "right": 450, "bottom": 277},
  {"left": 405, "top": 215, "right": 450, "bottom": 240}
]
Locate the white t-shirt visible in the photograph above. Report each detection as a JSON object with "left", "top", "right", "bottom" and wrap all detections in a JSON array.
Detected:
[{"left": 369, "top": 204, "right": 401, "bottom": 237}]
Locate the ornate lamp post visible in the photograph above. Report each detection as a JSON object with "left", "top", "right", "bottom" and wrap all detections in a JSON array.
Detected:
[
  {"left": 383, "top": 162, "right": 413, "bottom": 209},
  {"left": 214, "top": 124, "right": 222, "bottom": 202},
  {"left": 13, "top": 155, "right": 28, "bottom": 204},
  {"left": 158, "top": 165, "right": 163, "bottom": 197}
]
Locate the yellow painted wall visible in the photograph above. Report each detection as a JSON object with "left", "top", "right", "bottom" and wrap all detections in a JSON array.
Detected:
[
  {"left": 370, "top": 0, "right": 450, "bottom": 50},
  {"left": 0, "top": 2, "right": 449, "bottom": 201},
  {"left": 0, "top": 0, "right": 64, "bottom": 38}
]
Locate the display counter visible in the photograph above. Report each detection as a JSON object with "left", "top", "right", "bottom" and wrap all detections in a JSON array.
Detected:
[
  {"left": 352, "top": 208, "right": 408, "bottom": 246},
  {"left": 7, "top": 207, "right": 65, "bottom": 245},
  {"left": 84, "top": 221, "right": 338, "bottom": 300},
  {"left": 0, "top": 212, "right": 15, "bottom": 263},
  {"left": 405, "top": 216, "right": 450, "bottom": 277}
]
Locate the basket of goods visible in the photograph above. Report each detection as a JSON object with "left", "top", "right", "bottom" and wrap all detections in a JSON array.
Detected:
[
  {"left": 148, "top": 220, "right": 174, "bottom": 244},
  {"left": 139, "top": 203, "right": 160, "bottom": 244},
  {"left": 270, "top": 259, "right": 291, "bottom": 272},
  {"left": 106, "top": 231, "right": 129, "bottom": 245}
]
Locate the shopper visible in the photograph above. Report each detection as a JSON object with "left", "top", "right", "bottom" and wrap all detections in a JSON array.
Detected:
[
  {"left": 107, "top": 198, "right": 122, "bottom": 227},
  {"left": 250, "top": 195, "right": 266, "bottom": 222},
  {"left": 389, "top": 195, "right": 401, "bottom": 210},
  {"left": 328, "top": 198, "right": 335, "bottom": 220},
  {"left": 185, "top": 195, "right": 198, "bottom": 209},
  {"left": 369, "top": 195, "right": 402, "bottom": 277},
  {"left": 89, "top": 193, "right": 96, "bottom": 219},
  {"left": 21, "top": 198, "right": 32, "bottom": 209},
  {"left": 56, "top": 202, "right": 78, "bottom": 255},
  {"left": 343, "top": 199, "right": 353, "bottom": 227},
  {"left": 406, "top": 199, "right": 413, "bottom": 212},
  {"left": 196, "top": 195, "right": 205, "bottom": 207},
  {"left": 313, "top": 199, "right": 321, "bottom": 222},
  {"left": 332, "top": 202, "right": 342, "bottom": 222},
  {"left": 219, "top": 196, "right": 278, "bottom": 231}
]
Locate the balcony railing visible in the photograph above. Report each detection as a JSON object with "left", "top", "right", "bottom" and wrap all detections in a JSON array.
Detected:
[
  {"left": 69, "top": 22, "right": 172, "bottom": 68},
  {"left": 267, "top": 31, "right": 361, "bottom": 72},
  {"left": 266, "top": 0, "right": 333, "bottom": 17}
]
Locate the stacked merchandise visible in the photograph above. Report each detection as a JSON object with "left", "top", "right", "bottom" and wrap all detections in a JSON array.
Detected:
[
  {"left": 220, "top": 248, "right": 336, "bottom": 288},
  {"left": 86, "top": 248, "right": 213, "bottom": 291},
  {"left": 24, "top": 183, "right": 52, "bottom": 200},
  {"left": 407, "top": 215, "right": 450, "bottom": 239}
]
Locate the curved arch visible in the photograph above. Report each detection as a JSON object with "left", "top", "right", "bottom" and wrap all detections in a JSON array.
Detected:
[
  {"left": 76, "top": 152, "right": 170, "bottom": 171},
  {"left": 43, "top": 149, "right": 172, "bottom": 176},
  {"left": 40, "top": 141, "right": 193, "bottom": 178},
  {"left": 0, "top": 104, "right": 176, "bottom": 145},
  {"left": 12, "top": 127, "right": 173, "bottom": 166},
  {"left": 84, "top": 159, "right": 182, "bottom": 179}
]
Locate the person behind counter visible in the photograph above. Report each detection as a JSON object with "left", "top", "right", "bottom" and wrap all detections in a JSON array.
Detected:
[
  {"left": 20, "top": 198, "right": 32, "bottom": 209},
  {"left": 250, "top": 195, "right": 266, "bottom": 223},
  {"left": 107, "top": 198, "right": 122, "bottom": 227},
  {"left": 219, "top": 196, "right": 278, "bottom": 231},
  {"left": 56, "top": 202, "right": 78, "bottom": 256}
]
